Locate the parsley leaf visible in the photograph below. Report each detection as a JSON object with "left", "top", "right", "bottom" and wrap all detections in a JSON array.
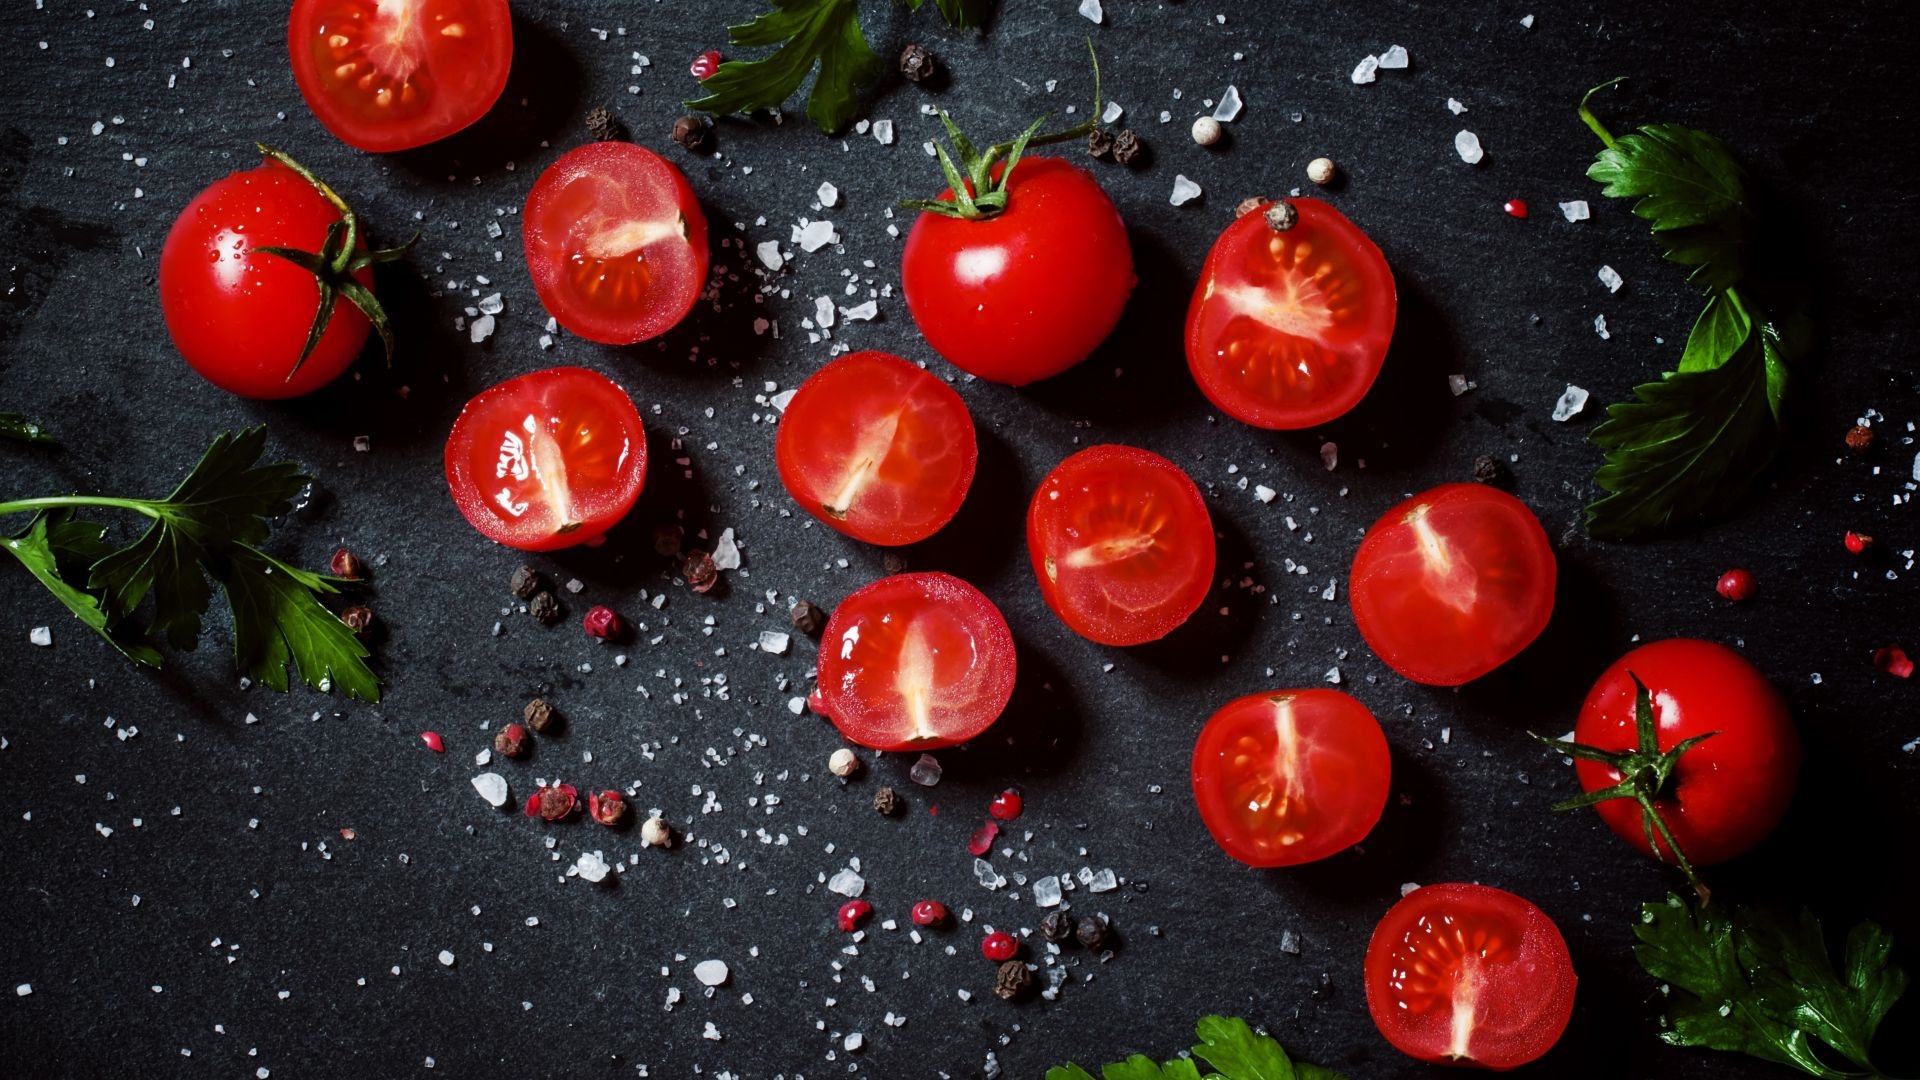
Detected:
[
  {"left": 904, "top": 0, "right": 992, "bottom": 28},
  {"left": 1635, "top": 894, "right": 1907, "bottom": 1078},
  {"left": 1049, "top": 1015, "right": 1347, "bottom": 1080},
  {"left": 0, "top": 412, "right": 56, "bottom": 443},
  {"left": 3, "top": 510, "right": 162, "bottom": 667},
  {"left": 1585, "top": 122, "right": 1750, "bottom": 290},
  {"left": 223, "top": 546, "right": 376, "bottom": 701}
]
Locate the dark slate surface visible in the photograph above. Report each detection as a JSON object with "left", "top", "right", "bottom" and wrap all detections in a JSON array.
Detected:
[{"left": 2, "top": 1, "right": 1917, "bottom": 1077}]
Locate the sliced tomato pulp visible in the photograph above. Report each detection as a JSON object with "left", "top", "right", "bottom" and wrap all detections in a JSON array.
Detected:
[
  {"left": 288, "top": 0, "right": 512, "bottom": 153},
  {"left": 1348, "top": 483, "right": 1556, "bottom": 686},
  {"left": 1027, "top": 445, "right": 1215, "bottom": 646},
  {"left": 1191, "top": 689, "right": 1390, "bottom": 867},
  {"left": 523, "top": 142, "right": 709, "bottom": 345},
  {"left": 1185, "top": 198, "right": 1396, "bottom": 429},
  {"left": 775, "top": 352, "right": 978, "bottom": 546},
  {"left": 1365, "top": 883, "right": 1577, "bottom": 1070},
  {"left": 444, "top": 366, "right": 648, "bottom": 551},
  {"left": 817, "top": 573, "right": 1016, "bottom": 751}
]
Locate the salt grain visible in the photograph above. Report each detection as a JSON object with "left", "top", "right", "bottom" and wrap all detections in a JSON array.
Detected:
[
  {"left": 816, "top": 181, "right": 839, "bottom": 208},
  {"left": 438, "top": 950, "right": 455, "bottom": 967},
  {"left": 1169, "top": 175, "right": 1203, "bottom": 207},
  {"left": 694, "top": 959, "right": 730, "bottom": 986},
  {"left": 29, "top": 626, "right": 52, "bottom": 647},
  {"left": 798, "top": 220, "right": 838, "bottom": 252},
  {"left": 1594, "top": 314, "right": 1611, "bottom": 340},
  {"left": 1559, "top": 200, "right": 1590, "bottom": 222},
  {"left": 759, "top": 631, "right": 791, "bottom": 655},
  {"left": 1351, "top": 55, "right": 1379, "bottom": 84},
  {"left": 828, "top": 869, "right": 866, "bottom": 897},
  {"left": 471, "top": 773, "right": 509, "bottom": 808},
  {"left": 1077, "top": 0, "right": 1103, "bottom": 24},
  {"left": 574, "top": 850, "right": 611, "bottom": 884},
  {"left": 755, "top": 240, "right": 784, "bottom": 271},
  {"left": 1454, "top": 130, "right": 1484, "bottom": 165},
  {"left": 1598, "top": 265, "right": 1623, "bottom": 293},
  {"left": 1102, "top": 101, "right": 1124, "bottom": 125},
  {"left": 1378, "top": 45, "right": 1409, "bottom": 69},
  {"left": 1212, "top": 85, "right": 1242, "bottom": 122},
  {"left": 908, "top": 754, "right": 943, "bottom": 786},
  {"left": 1552, "top": 385, "right": 1590, "bottom": 422},
  {"left": 1447, "top": 97, "right": 1468, "bottom": 115}
]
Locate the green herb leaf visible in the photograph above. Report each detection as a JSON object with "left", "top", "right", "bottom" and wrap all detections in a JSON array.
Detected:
[
  {"left": 1635, "top": 894, "right": 1907, "bottom": 1078},
  {"left": 1587, "top": 122, "right": 1749, "bottom": 290},
  {"left": 2, "top": 511, "right": 161, "bottom": 667},
  {"left": 0, "top": 412, "right": 56, "bottom": 444},
  {"left": 1046, "top": 1067, "right": 1101, "bottom": 1080},
  {"left": 1099, "top": 1055, "right": 1204, "bottom": 1080},
  {"left": 222, "top": 546, "right": 377, "bottom": 702},
  {"left": 686, "top": 0, "right": 883, "bottom": 134},
  {"left": 1192, "top": 1016, "right": 1298, "bottom": 1080}
]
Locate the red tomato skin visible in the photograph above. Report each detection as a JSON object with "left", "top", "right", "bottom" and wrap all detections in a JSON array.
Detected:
[
  {"left": 1348, "top": 483, "right": 1556, "bottom": 686},
  {"left": 1185, "top": 198, "right": 1396, "bottom": 430},
  {"left": 774, "top": 351, "right": 978, "bottom": 546},
  {"left": 1026, "top": 445, "right": 1215, "bottom": 646},
  {"left": 158, "top": 159, "right": 372, "bottom": 399},
  {"left": 288, "top": 0, "right": 513, "bottom": 153},
  {"left": 817, "top": 572, "right": 1017, "bottom": 751},
  {"left": 1574, "top": 639, "right": 1799, "bottom": 865},
  {"left": 443, "top": 366, "right": 648, "bottom": 551},
  {"left": 902, "top": 157, "right": 1135, "bottom": 386},
  {"left": 1191, "top": 689, "right": 1390, "bottom": 867},
  {"left": 523, "top": 141, "right": 710, "bottom": 346},
  {"left": 1365, "top": 883, "right": 1576, "bottom": 1070}
]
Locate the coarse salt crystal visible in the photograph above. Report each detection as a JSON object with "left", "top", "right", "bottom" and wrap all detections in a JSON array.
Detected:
[
  {"left": 15, "top": 984, "right": 30, "bottom": 997},
  {"left": 476, "top": 292, "right": 504, "bottom": 316},
  {"left": 759, "top": 631, "right": 791, "bottom": 655},
  {"left": 1101, "top": 101, "right": 1123, "bottom": 125},
  {"left": 828, "top": 869, "right": 866, "bottom": 897},
  {"left": 468, "top": 314, "right": 495, "bottom": 343},
  {"left": 1454, "top": 130, "right": 1484, "bottom": 164},
  {"left": 814, "top": 295, "right": 836, "bottom": 328},
  {"left": 1598, "top": 265, "right": 1623, "bottom": 293},
  {"left": 695, "top": 959, "right": 729, "bottom": 986},
  {"left": 575, "top": 851, "right": 611, "bottom": 883},
  {"left": 798, "top": 220, "right": 838, "bottom": 252},
  {"left": 816, "top": 181, "right": 839, "bottom": 208},
  {"left": 1594, "top": 313, "right": 1611, "bottom": 340},
  {"left": 29, "top": 626, "right": 52, "bottom": 647},
  {"left": 908, "top": 754, "right": 942, "bottom": 786},
  {"left": 1254, "top": 485, "right": 1277, "bottom": 503},
  {"left": 1448, "top": 374, "right": 1474, "bottom": 396},
  {"left": 438, "top": 950, "right": 455, "bottom": 967},
  {"left": 1559, "top": 200, "right": 1590, "bottom": 222},
  {"left": 712, "top": 528, "right": 741, "bottom": 570},
  {"left": 840, "top": 300, "right": 878, "bottom": 322},
  {"left": 1033, "top": 875, "right": 1062, "bottom": 907},
  {"left": 1169, "top": 175, "right": 1203, "bottom": 207},
  {"left": 1213, "top": 85, "right": 1242, "bottom": 122},
  {"left": 471, "top": 773, "right": 509, "bottom": 808},
  {"left": 1077, "top": 0, "right": 1103, "bottom": 24},
  {"left": 1447, "top": 97, "right": 1467, "bottom": 115},
  {"left": 1553, "top": 385, "right": 1590, "bottom": 422},
  {"left": 1521, "top": 13, "right": 1535, "bottom": 28},
  {"left": 755, "top": 240, "right": 783, "bottom": 271},
  {"left": 1351, "top": 55, "right": 1379, "bottom": 84},
  {"left": 1378, "top": 45, "right": 1409, "bottom": 69},
  {"left": 873, "top": 119, "right": 894, "bottom": 145}
]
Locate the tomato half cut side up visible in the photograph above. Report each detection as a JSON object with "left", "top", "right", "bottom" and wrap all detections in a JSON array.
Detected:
[
  {"left": 816, "top": 573, "right": 1017, "bottom": 751},
  {"left": 1365, "top": 883, "right": 1577, "bottom": 1070},
  {"left": 443, "top": 366, "right": 648, "bottom": 551},
  {"left": 774, "top": 352, "right": 978, "bottom": 547},
  {"left": 288, "top": 0, "right": 513, "bottom": 153},
  {"left": 1348, "top": 483, "right": 1556, "bottom": 686},
  {"left": 1026, "top": 445, "right": 1216, "bottom": 646},
  {"left": 1185, "top": 198, "right": 1396, "bottom": 429},
  {"left": 1191, "top": 689, "right": 1390, "bottom": 867},
  {"left": 524, "top": 142, "right": 710, "bottom": 346}
]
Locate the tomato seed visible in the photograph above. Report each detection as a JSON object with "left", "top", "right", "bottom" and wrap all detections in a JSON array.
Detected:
[{"left": 1715, "top": 569, "right": 1755, "bottom": 602}]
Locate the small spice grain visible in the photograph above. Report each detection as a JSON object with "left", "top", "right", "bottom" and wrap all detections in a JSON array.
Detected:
[
  {"left": 329, "top": 548, "right": 366, "bottom": 580},
  {"left": 683, "top": 550, "right": 719, "bottom": 593},
  {"left": 1086, "top": 129, "right": 1115, "bottom": 161},
  {"left": 789, "top": 600, "right": 827, "bottom": 636},
  {"left": 1039, "top": 910, "right": 1075, "bottom": 944},
  {"left": 523, "top": 698, "right": 559, "bottom": 733},
  {"left": 993, "top": 960, "right": 1033, "bottom": 1001},
  {"left": 529, "top": 590, "right": 563, "bottom": 625},
  {"left": 1075, "top": 914, "right": 1112, "bottom": 950},
  {"left": 671, "top": 114, "right": 710, "bottom": 153},
  {"left": 872, "top": 786, "right": 903, "bottom": 816},
  {"left": 1472, "top": 455, "right": 1511, "bottom": 487},
  {"left": 588, "top": 789, "right": 628, "bottom": 827},
  {"left": 341, "top": 605, "right": 375, "bottom": 637},
  {"left": 1846, "top": 424, "right": 1875, "bottom": 454},
  {"left": 898, "top": 42, "right": 936, "bottom": 83},
  {"left": 584, "top": 105, "right": 624, "bottom": 142},
  {"left": 494, "top": 723, "right": 530, "bottom": 758},
  {"left": 508, "top": 565, "right": 544, "bottom": 600},
  {"left": 1110, "top": 130, "right": 1144, "bottom": 167},
  {"left": 828, "top": 748, "right": 862, "bottom": 778},
  {"left": 1306, "top": 156, "right": 1337, "bottom": 186}
]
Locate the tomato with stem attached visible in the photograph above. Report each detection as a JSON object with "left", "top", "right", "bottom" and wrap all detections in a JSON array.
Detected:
[
  {"left": 1186, "top": 198, "right": 1396, "bottom": 429},
  {"left": 816, "top": 573, "right": 1016, "bottom": 751},
  {"left": 444, "top": 366, "right": 648, "bottom": 551},
  {"left": 774, "top": 351, "right": 977, "bottom": 547},
  {"left": 1191, "top": 689, "right": 1390, "bottom": 867},
  {"left": 1027, "top": 445, "right": 1214, "bottom": 646},
  {"left": 1349, "top": 483, "right": 1556, "bottom": 686},
  {"left": 288, "top": 0, "right": 513, "bottom": 153},
  {"left": 1365, "top": 883, "right": 1577, "bottom": 1070},
  {"left": 524, "top": 141, "right": 709, "bottom": 346}
]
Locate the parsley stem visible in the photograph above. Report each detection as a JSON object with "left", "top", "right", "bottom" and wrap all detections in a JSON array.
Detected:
[
  {"left": 0, "top": 495, "right": 164, "bottom": 520},
  {"left": 1577, "top": 76, "right": 1627, "bottom": 150}
]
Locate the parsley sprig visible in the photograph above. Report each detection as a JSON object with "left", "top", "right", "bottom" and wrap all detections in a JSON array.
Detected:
[
  {"left": 0, "top": 428, "right": 379, "bottom": 701},
  {"left": 1048, "top": 1015, "right": 1348, "bottom": 1080},
  {"left": 1636, "top": 894, "right": 1909, "bottom": 1079},
  {"left": 1577, "top": 80, "right": 1806, "bottom": 539},
  {"left": 686, "top": 0, "right": 993, "bottom": 134}
]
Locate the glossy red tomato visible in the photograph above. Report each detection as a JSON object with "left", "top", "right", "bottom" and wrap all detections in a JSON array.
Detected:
[
  {"left": 1573, "top": 639, "right": 1799, "bottom": 866},
  {"left": 288, "top": 0, "right": 512, "bottom": 153},
  {"left": 158, "top": 156, "right": 372, "bottom": 399},
  {"left": 1349, "top": 483, "right": 1556, "bottom": 686},
  {"left": 1186, "top": 198, "right": 1396, "bottom": 429},
  {"left": 774, "top": 352, "right": 977, "bottom": 546},
  {"left": 1191, "top": 689, "right": 1390, "bottom": 867},
  {"left": 816, "top": 573, "right": 1016, "bottom": 751},
  {"left": 902, "top": 157, "right": 1134, "bottom": 385},
  {"left": 524, "top": 142, "right": 709, "bottom": 345},
  {"left": 444, "top": 367, "right": 648, "bottom": 551},
  {"left": 1365, "top": 883, "right": 1577, "bottom": 1070},
  {"left": 1027, "top": 445, "right": 1214, "bottom": 646}
]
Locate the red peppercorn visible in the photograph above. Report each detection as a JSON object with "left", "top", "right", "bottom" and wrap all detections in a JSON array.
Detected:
[
  {"left": 967, "top": 821, "right": 999, "bottom": 856},
  {"left": 1845, "top": 531, "right": 1874, "bottom": 554},
  {"left": 525, "top": 783, "right": 578, "bottom": 821},
  {"left": 911, "top": 900, "right": 948, "bottom": 927},
  {"left": 329, "top": 547, "right": 366, "bottom": 580},
  {"left": 987, "top": 789, "right": 1023, "bottom": 821},
  {"left": 583, "top": 605, "right": 623, "bottom": 640},
  {"left": 1715, "top": 569, "right": 1755, "bottom": 602},
  {"left": 1503, "top": 198, "right": 1529, "bottom": 219},
  {"left": 981, "top": 930, "right": 1018, "bottom": 962},
  {"left": 588, "top": 789, "right": 629, "bottom": 827},
  {"left": 419, "top": 731, "right": 444, "bottom": 753},
  {"left": 690, "top": 50, "right": 723, "bottom": 80},
  {"left": 837, "top": 899, "right": 873, "bottom": 932},
  {"left": 1874, "top": 645, "right": 1914, "bottom": 679},
  {"left": 494, "top": 723, "right": 530, "bottom": 758}
]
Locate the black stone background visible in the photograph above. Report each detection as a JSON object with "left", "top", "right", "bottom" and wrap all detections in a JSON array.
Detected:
[{"left": 2, "top": 1, "right": 1917, "bottom": 1077}]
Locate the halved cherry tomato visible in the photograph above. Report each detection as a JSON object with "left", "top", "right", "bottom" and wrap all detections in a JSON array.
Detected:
[
  {"left": 1026, "top": 445, "right": 1214, "bottom": 646},
  {"left": 288, "top": 0, "right": 513, "bottom": 153},
  {"left": 1573, "top": 639, "right": 1799, "bottom": 866},
  {"left": 523, "top": 142, "right": 709, "bottom": 345},
  {"left": 816, "top": 573, "right": 1016, "bottom": 751},
  {"left": 443, "top": 366, "right": 648, "bottom": 551},
  {"left": 774, "top": 352, "right": 977, "bottom": 547},
  {"left": 1186, "top": 198, "right": 1396, "bottom": 429},
  {"left": 1348, "top": 483, "right": 1555, "bottom": 686},
  {"left": 1191, "top": 689, "right": 1390, "bottom": 867},
  {"left": 1365, "top": 883, "right": 1576, "bottom": 1070}
]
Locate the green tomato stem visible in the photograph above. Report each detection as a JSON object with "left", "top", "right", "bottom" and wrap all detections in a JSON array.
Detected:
[{"left": 1578, "top": 76, "right": 1627, "bottom": 150}]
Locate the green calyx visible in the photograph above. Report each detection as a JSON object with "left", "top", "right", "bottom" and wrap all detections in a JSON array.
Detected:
[
  {"left": 251, "top": 144, "right": 416, "bottom": 382},
  {"left": 1535, "top": 673, "right": 1719, "bottom": 899},
  {"left": 899, "top": 42, "right": 1104, "bottom": 221}
]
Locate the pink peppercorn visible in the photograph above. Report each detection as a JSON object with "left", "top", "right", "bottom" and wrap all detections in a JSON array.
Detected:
[
  {"left": 420, "top": 731, "right": 444, "bottom": 753},
  {"left": 988, "top": 789, "right": 1023, "bottom": 821},
  {"left": 525, "top": 783, "right": 578, "bottom": 821},
  {"left": 967, "top": 821, "right": 999, "bottom": 856},
  {"left": 1504, "top": 198, "right": 1529, "bottom": 219},
  {"left": 1845, "top": 531, "right": 1874, "bottom": 554},
  {"left": 1874, "top": 646, "right": 1913, "bottom": 679},
  {"left": 588, "top": 790, "right": 629, "bottom": 827},
  {"left": 911, "top": 900, "right": 948, "bottom": 927},
  {"left": 837, "top": 899, "right": 873, "bottom": 932},
  {"left": 690, "top": 50, "right": 723, "bottom": 80},
  {"left": 981, "top": 931, "right": 1018, "bottom": 962},
  {"left": 583, "top": 605, "right": 623, "bottom": 640},
  {"left": 1715, "top": 569, "right": 1755, "bottom": 602}
]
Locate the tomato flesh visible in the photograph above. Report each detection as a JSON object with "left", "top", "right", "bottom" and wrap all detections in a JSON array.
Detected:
[
  {"left": 902, "top": 157, "right": 1135, "bottom": 385},
  {"left": 1365, "top": 883, "right": 1577, "bottom": 1070},
  {"left": 1186, "top": 198, "right": 1396, "bottom": 429},
  {"left": 1027, "top": 445, "right": 1215, "bottom": 646},
  {"left": 775, "top": 352, "right": 977, "bottom": 547},
  {"left": 817, "top": 573, "right": 1016, "bottom": 751},
  {"left": 524, "top": 142, "right": 709, "bottom": 346},
  {"left": 443, "top": 366, "right": 648, "bottom": 551},
  {"left": 288, "top": 0, "right": 512, "bottom": 153},
  {"left": 158, "top": 157, "right": 372, "bottom": 399},
  {"left": 1575, "top": 639, "right": 1799, "bottom": 865},
  {"left": 1191, "top": 689, "right": 1390, "bottom": 867},
  {"left": 1348, "top": 483, "right": 1555, "bottom": 685}
]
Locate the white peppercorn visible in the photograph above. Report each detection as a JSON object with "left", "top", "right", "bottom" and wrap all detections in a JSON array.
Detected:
[
  {"left": 1306, "top": 156, "right": 1336, "bottom": 186},
  {"left": 1190, "top": 115, "right": 1223, "bottom": 146}
]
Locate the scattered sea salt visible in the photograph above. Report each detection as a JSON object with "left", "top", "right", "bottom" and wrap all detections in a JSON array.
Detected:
[
  {"left": 759, "top": 631, "right": 791, "bottom": 655},
  {"left": 1448, "top": 374, "right": 1474, "bottom": 396},
  {"left": 1254, "top": 485, "right": 1276, "bottom": 503},
  {"left": 973, "top": 858, "right": 1003, "bottom": 890},
  {"left": 1378, "top": 45, "right": 1409, "bottom": 69},
  {"left": 814, "top": 295, "right": 836, "bottom": 328},
  {"left": 29, "top": 626, "right": 52, "bottom": 647},
  {"left": 1101, "top": 100, "right": 1123, "bottom": 125},
  {"left": 1598, "top": 265, "right": 1623, "bottom": 293},
  {"left": 1169, "top": 175, "right": 1203, "bottom": 207},
  {"left": 1087, "top": 868, "right": 1117, "bottom": 893},
  {"left": 1279, "top": 929, "right": 1300, "bottom": 954},
  {"left": 574, "top": 851, "right": 611, "bottom": 884},
  {"left": 1455, "top": 130, "right": 1484, "bottom": 164},
  {"left": 1077, "top": 0, "right": 1103, "bottom": 24},
  {"left": 471, "top": 773, "right": 508, "bottom": 808},
  {"left": 872, "top": 119, "right": 894, "bottom": 145},
  {"left": 754, "top": 241, "right": 783, "bottom": 271},
  {"left": 844, "top": 1033, "right": 864, "bottom": 1052},
  {"left": 1351, "top": 55, "right": 1379, "bottom": 84},
  {"left": 1033, "top": 875, "right": 1062, "bottom": 907},
  {"left": 476, "top": 293, "right": 504, "bottom": 316},
  {"left": 1213, "top": 85, "right": 1242, "bottom": 122},
  {"left": 1447, "top": 97, "right": 1467, "bottom": 115},
  {"left": 1559, "top": 200, "right": 1590, "bottom": 222},
  {"left": 816, "top": 181, "right": 839, "bottom": 208},
  {"left": 909, "top": 754, "right": 943, "bottom": 786},
  {"left": 828, "top": 869, "right": 866, "bottom": 897},
  {"left": 712, "top": 528, "right": 741, "bottom": 570},
  {"left": 468, "top": 314, "right": 494, "bottom": 343},
  {"left": 1521, "top": 13, "right": 1535, "bottom": 28},
  {"left": 840, "top": 300, "right": 878, "bottom": 322},
  {"left": 694, "top": 959, "right": 730, "bottom": 986},
  {"left": 438, "top": 950, "right": 455, "bottom": 967},
  {"left": 15, "top": 984, "right": 30, "bottom": 997},
  {"left": 798, "top": 220, "right": 838, "bottom": 252},
  {"left": 1552, "top": 385, "right": 1590, "bottom": 422},
  {"left": 1594, "top": 313, "right": 1611, "bottom": 340}
]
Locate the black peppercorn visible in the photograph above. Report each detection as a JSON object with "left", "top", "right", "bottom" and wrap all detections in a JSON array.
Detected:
[
  {"left": 1039, "top": 910, "right": 1075, "bottom": 944},
  {"left": 341, "top": 604, "right": 375, "bottom": 637},
  {"left": 523, "top": 697, "right": 559, "bottom": 734},
  {"left": 529, "top": 590, "right": 563, "bottom": 625},
  {"left": 993, "top": 960, "right": 1033, "bottom": 1001},
  {"left": 584, "top": 105, "right": 624, "bottom": 142},
  {"left": 671, "top": 114, "right": 711, "bottom": 153},
  {"left": 1086, "top": 128, "right": 1115, "bottom": 161},
  {"left": 872, "top": 786, "right": 902, "bottom": 816},
  {"left": 1074, "top": 914, "right": 1111, "bottom": 950},
  {"left": 1110, "top": 130, "right": 1143, "bottom": 167},
  {"left": 1471, "top": 454, "right": 1511, "bottom": 488},
  {"left": 683, "top": 550, "right": 719, "bottom": 593},
  {"left": 509, "top": 565, "right": 544, "bottom": 600},
  {"left": 790, "top": 600, "right": 827, "bottom": 636},
  {"left": 898, "top": 42, "right": 936, "bottom": 84}
]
